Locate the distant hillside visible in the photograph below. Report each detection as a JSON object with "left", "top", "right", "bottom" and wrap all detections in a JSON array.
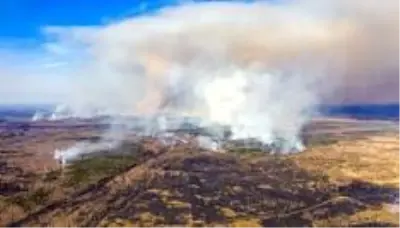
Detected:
[
  {"left": 0, "top": 104, "right": 54, "bottom": 121},
  {"left": 0, "top": 104, "right": 398, "bottom": 122},
  {"left": 319, "top": 104, "right": 399, "bottom": 121}
]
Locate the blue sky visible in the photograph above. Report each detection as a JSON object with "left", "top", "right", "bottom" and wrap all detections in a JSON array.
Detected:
[
  {"left": 0, "top": 0, "right": 261, "bottom": 44},
  {"left": 0, "top": 0, "right": 181, "bottom": 43}
]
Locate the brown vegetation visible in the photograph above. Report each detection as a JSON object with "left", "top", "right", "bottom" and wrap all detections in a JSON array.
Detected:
[{"left": 0, "top": 118, "right": 398, "bottom": 227}]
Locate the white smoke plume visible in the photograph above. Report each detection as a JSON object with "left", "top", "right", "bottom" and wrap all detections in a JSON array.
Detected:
[
  {"left": 45, "top": 0, "right": 398, "bottom": 162},
  {"left": 31, "top": 112, "right": 45, "bottom": 121},
  {"left": 54, "top": 141, "right": 120, "bottom": 166}
]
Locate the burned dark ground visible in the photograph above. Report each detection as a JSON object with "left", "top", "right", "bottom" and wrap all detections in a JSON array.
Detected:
[{"left": 0, "top": 116, "right": 398, "bottom": 227}]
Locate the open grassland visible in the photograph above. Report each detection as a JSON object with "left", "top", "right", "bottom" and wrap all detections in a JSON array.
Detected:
[{"left": 0, "top": 118, "right": 398, "bottom": 227}]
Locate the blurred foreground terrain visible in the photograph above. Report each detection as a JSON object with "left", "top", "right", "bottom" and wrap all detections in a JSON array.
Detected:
[{"left": 0, "top": 117, "right": 398, "bottom": 227}]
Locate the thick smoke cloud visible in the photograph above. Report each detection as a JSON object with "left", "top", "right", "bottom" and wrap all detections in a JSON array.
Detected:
[
  {"left": 42, "top": 0, "right": 398, "bottom": 107},
  {"left": 28, "top": 0, "right": 397, "bottom": 160}
]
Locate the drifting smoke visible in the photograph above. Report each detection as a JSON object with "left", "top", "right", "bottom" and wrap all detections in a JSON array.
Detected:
[
  {"left": 31, "top": 104, "right": 102, "bottom": 121},
  {"left": 54, "top": 140, "right": 120, "bottom": 165},
  {"left": 31, "top": 112, "right": 45, "bottom": 121},
  {"left": 43, "top": 0, "right": 398, "bottom": 163}
]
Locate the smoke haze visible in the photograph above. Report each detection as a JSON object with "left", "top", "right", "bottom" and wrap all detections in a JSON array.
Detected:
[
  {"left": 2, "top": 0, "right": 398, "bottom": 157},
  {"left": 38, "top": 0, "right": 397, "bottom": 107},
  {"left": 2, "top": 2, "right": 398, "bottom": 214},
  {"left": 50, "top": 1, "right": 397, "bottom": 133}
]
